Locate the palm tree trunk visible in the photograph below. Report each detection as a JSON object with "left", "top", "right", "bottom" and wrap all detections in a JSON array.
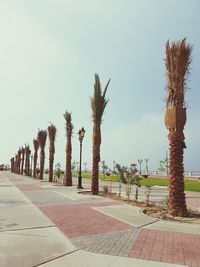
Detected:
[
  {"left": 10, "top": 158, "right": 14, "bottom": 173},
  {"left": 24, "top": 152, "right": 28, "bottom": 176},
  {"left": 65, "top": 142, "right": 72, "bottom": 186},
  {"left": 92, "top": 124, "right": 101, "bottom": 195},
  {"left": 33, "top": 152, "right": 38, "bottom": 178},
  {"left": 21, "top": 151, "right": 25, "bottom": 175},
  {"left": 49, "top": 148, "right": 54, "bottom": 182},
  {"left": 168, "top": 129, "right": 187, "bottom": 216},
  {"left": 17, "top": 153, "right": 21, "bottom": 174},
  {"left": 27, "top": 152, "right": 30, "bottom": 176},
  {"left": 39, "top": 150, "right": 45, "bottom": 180}
]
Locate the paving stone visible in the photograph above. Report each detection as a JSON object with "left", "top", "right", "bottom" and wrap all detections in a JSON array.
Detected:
[{"left": 72, "top": 228, "right": 139, "bottom": 257}]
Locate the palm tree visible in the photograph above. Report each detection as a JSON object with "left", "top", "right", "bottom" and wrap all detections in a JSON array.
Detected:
[
  {"left": 17, "top": 148, "right": 21, "bottom": 174},
  {"left": 24, "top": 145, "right": 29, "bottom": 176},
  {"left": 21, "top": 147, "right": 25, "bottom": 175},
  {"left": 48, "top": 124, "right": 57, "bottom": 182},
  {"left": 10, "top": 157, "right": 14, "bottom": 173},
  {"left": 37, "top": 130, "right": 47, "bottom": 180},
  {"left": 14, "top": 154, "right": 18, "bottom": 173},
  {"left": 33, "top": 139, "right": 39, "bottom": 178},
  {"left": 63, "top": 112, "right": 73, "bottom": 186},
  {"left": 165, "top": 38, "right": 192, "bottom": 217},
  {"left": 91, "top": 74, "right": 110, "bottom": 195}
]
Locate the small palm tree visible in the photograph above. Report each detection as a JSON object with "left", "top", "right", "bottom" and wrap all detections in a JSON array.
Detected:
[
  {"left": 91, "top": 74, "right": 110, "bottom": 195},
  {"left": 24, "top": 145, "right": 30, "bottom": 176},
  {"left": 14, "top": 154, "right": 18, "bottom": 173},
  {"left": 37, "top": 130, "right": 47, "bottom": 180},
  {"left": 33, "top": 139, "right": 39, "bottom": 178},
  {"left": 10, "top": 157, "right": 14, "bottom": 173},
  {"left": 165, "top": 38, "right": 192, "bottom": 217},
  {"left": 63, "top": 112, "right": 73, "bottom": 186},
  {"left": 48, "top": 124, "right": 57, "bottom": 182},
  {"left": 21, "top": 147, "right": 25, "bottom": 175},
  {"left": 17, "top": 148, "right": 21, "bottom": 174}
]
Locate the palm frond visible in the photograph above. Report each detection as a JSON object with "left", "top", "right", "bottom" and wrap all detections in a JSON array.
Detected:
[
  {"left": 63, "top": 111, "right": 73, "bottom": 137},
  {"left": 48, "top": 124, "right": 57, "bottom": 143},
  {"left": 37, "top": 130, "right": 47, "bottom": 149},
  {"left": 165, "top": 38, "right": 192, "bottom": 108},
  {"left": 91, "top": 73, "right": 110, "bottom": 123},
  {"left": 33, "top": 139, "right": 39, "bottom": 151}
]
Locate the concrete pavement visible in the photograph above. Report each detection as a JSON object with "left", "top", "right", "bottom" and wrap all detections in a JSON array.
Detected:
[{"left": 1, "top": 171, "right": 200, "bottom": 266}]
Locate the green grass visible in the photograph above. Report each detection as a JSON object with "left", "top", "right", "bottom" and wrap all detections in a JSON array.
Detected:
[
  {"left": 73, "top": 172, "right": 200, "bottom": 192},
  {"left": 141, "top": 178, "right": 168, "bottom": 187}
]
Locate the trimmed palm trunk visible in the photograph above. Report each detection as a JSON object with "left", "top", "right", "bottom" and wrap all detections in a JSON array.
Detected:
[
  {"left": 24, "top": 145, "right": 30, "bottom": 176},
  {"left": 165, "top": 38, "right": 192, "bottom": 217},
  {"left": 38, "top": 130, "right": 47, "bottom": 180},
  {"left": 10, "top": 157, "right": 14, "bottom": 173},
  {"left": 33, "top": 139, "right": 39, "bottom": 178},
  {"left": 14, "top": 154, "right": 18, "bottom": 173},
  {"left": 91, "top": 74, "right": 110, "bottom": 195},
  {"left": 48, "top": 124, "right": 57, "bottom": 182},
  {"left": 64, "top": 112, "right": 73, "bottom": 186},
  {"left": 17, "top": 148, "right": 21, "bottom": 174},
  {"left": 27, "top": 147, "right": 31, "bottom": 176},
  {"left": 21, "top": 147, "right": 25, "bottom": 175}
]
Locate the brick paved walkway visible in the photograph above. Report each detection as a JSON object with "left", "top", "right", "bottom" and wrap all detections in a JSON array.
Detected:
[
  {"left": 72, "top": 228, "right": 139, "bottom": 256},
  {"left": 129, "top": 228, "right": 200, "bottom": 267},
  {"left": 10, "top": 175, "right": 200, "bottom": 267},
  {"left": 40, "top": 202, "right": 131, "bottom": 238},
  {"left": 16, "top": 183, "right": 44, "bottom": 191}
]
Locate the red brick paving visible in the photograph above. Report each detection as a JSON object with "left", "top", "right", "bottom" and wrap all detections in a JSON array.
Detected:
[
  {"left": 16, "top": 184, "right": 44, "bottom": 191},
  {"left": 129, "top": 229, "right": 200, "bottom": 267},
  {"left": 40, "top": 202, "right": 131, "bottom": 238}
]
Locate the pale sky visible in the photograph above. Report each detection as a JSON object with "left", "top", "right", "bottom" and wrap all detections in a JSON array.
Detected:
[{"left": 0, "top": 0, "right": 200, "bottom": 172}]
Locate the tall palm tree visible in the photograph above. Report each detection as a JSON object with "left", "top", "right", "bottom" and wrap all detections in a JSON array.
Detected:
[
  {"left": 37, "top": 130, "right": 47, "bottom": 180},
  {"left": 165, "top": 38, "right": 192, "bottom": 217},
  {"left": 24, "top": 145, "right": 31, "bottom": 176},
  {"left": 21, "top": 147, "right": 25, "bottom": 175},
  {"left": 91, "top": 74, "right": 110, "bottom": 195},
  {"left": 48, "top": 124, "right": 57, "bottom": 182},
  {"left": 24, "top": 146, "right": 28, "bottom": 175},
  {"left": 14, "top": 154, "right": 18, "bottom": 173},
  {"left": 63, "top": 112, "right": 73, "bottom": 186},
  {"left": 33, "top": 139, "right": 39, "bottom": 178},
  {"left": 10, "top": 157, "right": 14, "bottom": 173},
  {"left": 17, "top": 148, "right": 21, "bottom": 174}
]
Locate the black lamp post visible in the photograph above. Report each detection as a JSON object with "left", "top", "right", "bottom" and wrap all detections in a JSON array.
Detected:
[
  {"left": 144, "top": 158, "right": 149, "bottom": 175},
  {"left": 77, "top": 127, "right": 85, "bottom": 189},
  {"left": 138, "top": 159, "right": 143, "bottom": 175}
]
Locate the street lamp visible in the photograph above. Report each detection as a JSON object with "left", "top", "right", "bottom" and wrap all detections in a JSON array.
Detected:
[
  {"left": 113, "top": 160, "right": 116, "bottom": 174},
  {"left": 77, "top": 127, "right": 85, "bottom": 189},
  {"left": 138, "top": 159, "right": 143, "bottom": 175},
  {"left": 144, "top": 158, "right": 149, "bottom": 175}
]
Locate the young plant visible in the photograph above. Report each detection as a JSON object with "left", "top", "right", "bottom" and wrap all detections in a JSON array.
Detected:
[{"left": 145, "top": 186, "right": 152, "bottom": 206}]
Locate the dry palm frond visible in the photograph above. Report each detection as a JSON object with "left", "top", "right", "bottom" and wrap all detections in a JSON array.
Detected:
[
  {"left": 91, "top": 74, "right": 110, "bottom": 124},
  {"left": 33, "top": 139, "right": 39, "bottom": 151},
  {"left": 37, "top": 130, "right": 47, "bottom": 149},
  {"left": 63, "top": 111, "right": 73, "bottom": 137},
  {"left": 165, "top": 38, "right": 192, "bottom": 108},
  {"left": 48, "top": 124, "right": 57, "bottom": 143}
]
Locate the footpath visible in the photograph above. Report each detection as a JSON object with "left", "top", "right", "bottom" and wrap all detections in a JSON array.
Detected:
[{"left": 0, "top": 171, "right": 200, "bottom": 267}]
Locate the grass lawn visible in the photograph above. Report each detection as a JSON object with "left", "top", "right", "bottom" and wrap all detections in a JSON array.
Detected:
[{"left": 73, "top": 172, "right": 200, "bottom": 192}]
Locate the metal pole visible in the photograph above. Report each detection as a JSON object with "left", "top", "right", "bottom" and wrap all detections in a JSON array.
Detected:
[{"left": 78, "top": 139, "right": 83, "bottom": 189}]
